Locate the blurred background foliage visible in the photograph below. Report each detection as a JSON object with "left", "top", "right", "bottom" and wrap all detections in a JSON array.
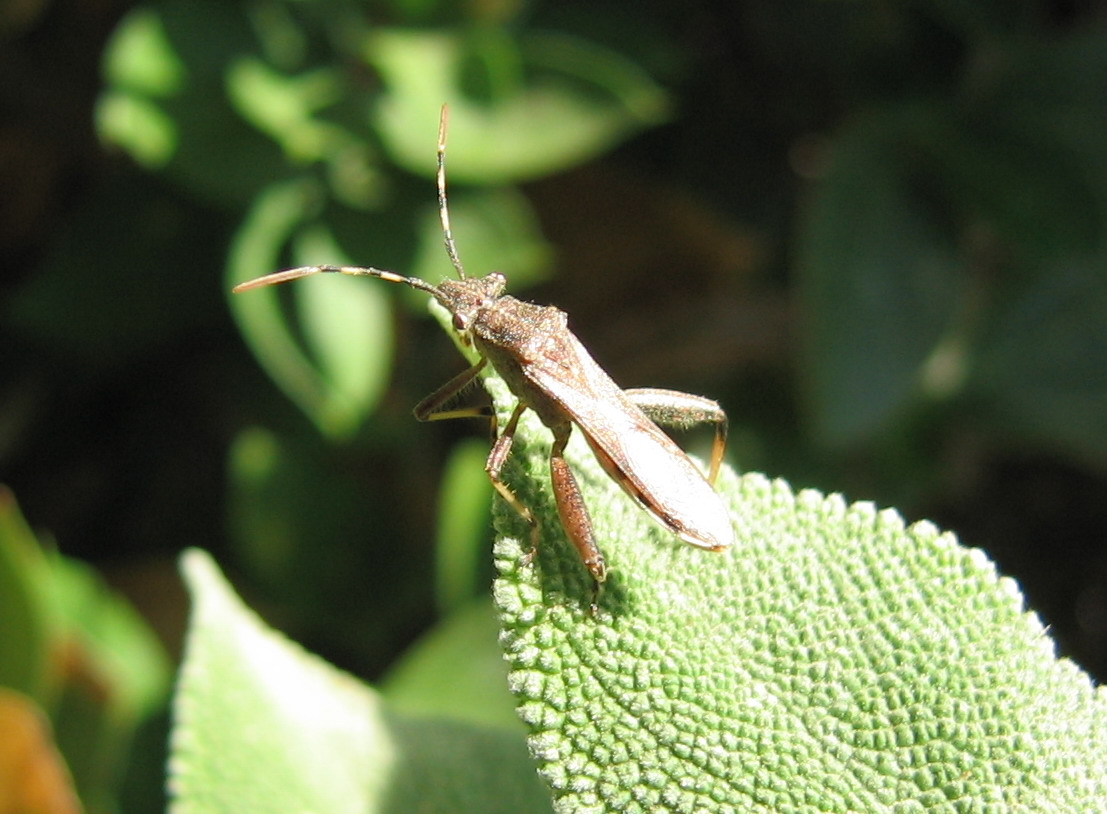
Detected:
[{"left": 3, "top": 0, "right": 1107, "bottom": 809}]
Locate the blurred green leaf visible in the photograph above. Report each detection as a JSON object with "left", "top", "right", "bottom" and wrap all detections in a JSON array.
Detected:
[
  {"left": 172, "top": 549, "right": 551, "bottom": 814},
  {"left": 295, "top": 226, "right": 395, "bottom": 431},
  {"left": 228, "top": 181, "right": 393, "bottom": 438},
  {"left": 99, "top": 4, "right": 670, "bottom": 209},
  {"left": 380, "top": 598, "right": 517, "bottom": 731},
  {"left": 225, "top": 58, "right": 348, "bottom": 163},
  {"left": 487, "top": 387, "right": 1107, "bottom": 812},
  {"left": 434, "top": 438, "right": 495, "bottom": 615},
  {"left": 797, "top": 107, "right": 966, "bottom": 445},
  {"left": 101, "top": 6, "right": 185, "bottom": 96},
  {"left": 50, "top": 557, "right": 168, "bottom": 726},
  {"left": 0, "top": 488, "right": 169, "bottom": 813},
  {"left": 369, "top": 29, "right": 669, "bottom": 183},
  {"left": 983, "top": 28, "right": 1107, "bottom": 192},
  {"left": 227, "top": 427, "right": 297, "bottom": 577},
  {"left": 228, "top": 181, "right": 326, "bottom": 421},
  {"left": 96, "top": 92, "right": 179, "bottom": 168},
  {"left": 227, "top": 426, "right": 380, "bottom": 596},
  {"left": 409, "top": 186, "right": 552, "bottom": 290},
  {"left": 98, "top": 0, "right": 291, "bottom": 208},
  {"left": 972, "top": 256, "right": 1107, "bottom": 465},
  {"left": 914, "top": 112, "right": 1100, "bottom": 260},
  {"left": 0, "top": 487, "right": 58, "bottom": 700},
  {"left": 225, "top": 423, "right": 427, "bottom": 667},
  {"left": 49, "top": 557, "right": 170, "bottom": 814}
]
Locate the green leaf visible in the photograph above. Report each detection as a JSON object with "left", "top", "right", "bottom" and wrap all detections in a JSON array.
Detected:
[
  {"left": 227, "top": 181, "right": 393, "bottom": 438},
  {"left": 368, "top": 29, "right": 669, "bottom": 183},
  {"left": 49, "top": 556, "right": 169, "bottom": 726},
  {"left": 98, "top": 1, "right": 293, "bottom": 208},
  {"left": 972, "top": 256, "right": 1107, "bottom": 465},
  {"left": 913, "top": 113, "right": 1100, "bottom": 261},
  {"left": 433, "top": 439, "right": 496, "bottom": 615},
  {"left": 0, "top": 486, "right": 60, "bottom": 700},
  {"left": 408, "top": 187, "right": 552, "bottom": 290},
  {"left": 0, "top": 488, "right": 169, "bottom": 812},
  {"left": 379, "top": 598, "right": 518, "bottom": 732},
  {"left": 982, "top": 28, "right": 1107, "bottom": 190},
  {"left": 101, "top": 5, "right": 185, "bottom": 95},
  {"left": 796, "top": 107, "right": 967, "bottom": 445},
  {"left": 225, "top": 58, "right": 347, "bottom": 163},
  {"left": 49, "top": 556, "right": 170, "bottom": 813},
  {"left": 172, "top": 550, "right": 552, "bottom": 814},
  {"left": 488, "top": 388, "right": 1107, "bottom": 812}
]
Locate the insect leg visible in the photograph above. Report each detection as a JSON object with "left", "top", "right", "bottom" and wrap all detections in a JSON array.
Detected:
[
  {"left": 549, "top": 424, "right": 607, "bottom": 611},
  {"left": 413, "top": 358, "right": 490, "bottom": 421},
  {"left": 623, "top": 388, "right": 728, "bottom": 485},
  {"left": 485, "top": 403, "right": 540, "bottom": 563}
]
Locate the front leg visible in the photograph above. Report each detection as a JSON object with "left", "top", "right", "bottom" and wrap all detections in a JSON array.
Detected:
[
  {"left": 623, "top": 388, "right": 728, "bottom": 485},
  {"left": 413, "top": 358, "right": 490, "bottom": 421}
]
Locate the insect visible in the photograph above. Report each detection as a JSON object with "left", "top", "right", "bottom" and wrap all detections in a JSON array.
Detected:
[{"left": 234, "top": 107, "right": 734, "bottom": 608}]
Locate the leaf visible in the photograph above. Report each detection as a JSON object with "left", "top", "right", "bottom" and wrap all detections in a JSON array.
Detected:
[
  {"left": 432, "top": 439, "right": 496, "bottom": 615},
  {"left": 0, "top": 488, "right": 169, "bottom": 812},
  {"left": 972, "top": 256, "right": 1107, "bottom": 465},
  {"left": 227, "top": 181, "right": 394, "bottom": 438},
  {"left": 408, "top": 187, "right": 553, "bottom": 291},
  {"left": 50, "top": 556, "right": 170, "bottom": 726},
  {"left": 368, "top": 29, "right": 669, "bottom": 183},
  {"left": 982, "top": 28, "right": 1107, "bottom": 190},
  {"left": 98, "top": 1, "right": 291, "bottom": 208},
  {"left": 487, "top": 387, "right": 1107, "bottom": 812},
  {"left": 379, "top": 598, "right": 518, "bottom": 732},
  {"left": 47, "top": 554, "right": 171, "bottom": 814},
  {"left": 796, "top": 107, "right": 967, "bottom": 445},
  {"left": 0, "top": 487, "right": 57, "bottom": 700},
  {"left": 171, "top": 550, "right": 552, "bottom": 814},
  {"left": 912, "top": 111, "right": 1100, "bottom": 261}
]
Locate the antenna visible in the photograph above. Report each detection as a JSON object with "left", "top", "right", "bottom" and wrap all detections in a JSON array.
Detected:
[
  {"left": 231, "top": 264, "right": 440, "bottom": 298},
  {"left": 437, "top": 104, "right": 466, "bottom": 280}
]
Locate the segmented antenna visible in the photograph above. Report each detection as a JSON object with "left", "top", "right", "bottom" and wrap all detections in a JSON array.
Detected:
[{"left": 437, "top": 105, "right": 466, "bottom": 280}]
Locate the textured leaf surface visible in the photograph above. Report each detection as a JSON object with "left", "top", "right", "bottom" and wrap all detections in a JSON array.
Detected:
[
  {"left": 487, "top": 386, "right": 1107, "bottom": 812},
  {"left": 171, "top": 550, "right": 550, "bottom": 814}
]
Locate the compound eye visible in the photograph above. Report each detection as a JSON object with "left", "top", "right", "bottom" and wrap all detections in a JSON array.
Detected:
[{"left": 452, "top": 312, "right": 468, "bottom": 332}]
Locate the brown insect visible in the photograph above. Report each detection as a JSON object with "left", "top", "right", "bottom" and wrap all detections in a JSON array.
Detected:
[{"left": 234, "top": 107, "right": 733, "bottom": 608}]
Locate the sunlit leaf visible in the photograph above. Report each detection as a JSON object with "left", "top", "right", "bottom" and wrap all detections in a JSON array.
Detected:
[
  {"left": 368, "top": 29, "right": 668, "bottom": 183},
  {"left": 171, "top": 550, "right": 551, "bottom": 814},
  {"left": 487, "top": 382, "right": 1107, "bottom": 812}
]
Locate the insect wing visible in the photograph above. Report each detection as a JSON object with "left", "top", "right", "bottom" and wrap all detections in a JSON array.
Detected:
[{"left": 525, "top": 334, "right": 734, "bottom": 551}]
